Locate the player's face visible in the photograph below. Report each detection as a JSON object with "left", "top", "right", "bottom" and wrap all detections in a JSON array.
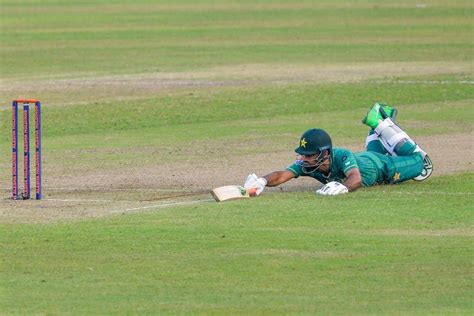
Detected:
[
  {"left": 317, "top": 153, "right": 331, "bottom": 173},
  {"left": 299, "top": 151, "right": 331, "bottom": 173},
  {"left": 301, "top": 154, "right": 319, "bottom": 166}
]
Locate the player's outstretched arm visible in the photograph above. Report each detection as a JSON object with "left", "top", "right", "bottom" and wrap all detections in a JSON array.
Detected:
[
  {"left": 243, "top": 171, "right": 295, "bottom": 196},
  {"left": 263, "top": 170, "right": 296, "bottom": 187}
]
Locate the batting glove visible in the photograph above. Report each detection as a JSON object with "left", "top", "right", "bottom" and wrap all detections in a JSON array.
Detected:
[
  {"left": 244, "top": 173, "right": 267, "bottom": 196},
  {"left": 316, "top": 181, "right": 349, "bottom": 196}
]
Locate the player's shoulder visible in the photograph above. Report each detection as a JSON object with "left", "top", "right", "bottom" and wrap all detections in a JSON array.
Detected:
[
  {"left": 332, "top": 147, "right": 357, "bottom": 165},
  {"left": 332, "top": 147, "right": 358, "bottom": 171},
  {"left": 333, "top": 147, "right": 354, "bottom": 157}
]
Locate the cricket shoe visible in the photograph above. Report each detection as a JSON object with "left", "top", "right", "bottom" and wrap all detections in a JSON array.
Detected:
[
  {"left": 362, "top": 103, "right": 397, "bottom": 129},
  {"left": 413, "top": 154, "right": 433, "bottom": 181}
]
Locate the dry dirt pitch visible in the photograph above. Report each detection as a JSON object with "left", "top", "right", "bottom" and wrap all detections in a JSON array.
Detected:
[
  {"left": 0, "top": 62, "right": 472, "bottom": 223},
  {"left": 1, "top": 132, "right": 472, "bottom": 224}
]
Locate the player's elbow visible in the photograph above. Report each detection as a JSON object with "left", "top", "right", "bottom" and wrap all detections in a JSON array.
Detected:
[
  {"left": 345, "top": 169, "right": 362, "bottom": 192},
  {"left": 349, "top": 179, "right": 362, "bottom": 192}
]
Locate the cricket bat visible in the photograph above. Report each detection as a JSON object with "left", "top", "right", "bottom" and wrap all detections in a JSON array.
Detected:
[{"left": 211, "top": 185, "right": 257, "bottom": 202}]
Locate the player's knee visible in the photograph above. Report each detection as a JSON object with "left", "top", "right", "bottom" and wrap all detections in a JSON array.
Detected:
[{"left": 406, "top": 154, "right": 425, "bottom": 181}]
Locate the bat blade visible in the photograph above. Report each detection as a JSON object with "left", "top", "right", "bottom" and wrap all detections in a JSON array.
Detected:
[{"left": 211, "top": 185, "right": 257, "bottom": 202}]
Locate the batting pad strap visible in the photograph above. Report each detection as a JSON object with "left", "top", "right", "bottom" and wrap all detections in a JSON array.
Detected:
[
  {"left": 374, "top": 117, "right": 394, "bottom": 135},
  {"left": 375, "top": 118, "right": 410, "bottom": 147},
  {"left": 387, "top": 131, "right": 410, "bottom": 148}
]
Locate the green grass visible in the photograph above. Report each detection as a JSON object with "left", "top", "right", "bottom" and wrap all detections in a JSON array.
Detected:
[
  {"left": 1, "top": 174, "right": 472, "bottom": 314},
  {"left": 1, "top": 0, "right": 472, "bottom": 78},
  {"left": 0, "top": 76, "right": 472, "bottom": 172},
  {"left": 1, "top": 75, "right": 473, "bottom": 140},
  {"left": 0, "top": 0, "right": 473, "bottom": 314}
]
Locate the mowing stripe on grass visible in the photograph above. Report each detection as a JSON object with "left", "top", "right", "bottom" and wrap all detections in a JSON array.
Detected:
[
  {"left": 372, "top": 190, "right": 474, "bottom": 196},
  {"left": 374, "top": 80, "right": 474, "bottom": 84},
  {"left": 109, "top": 198, "right": 214, "bottom": 214}
]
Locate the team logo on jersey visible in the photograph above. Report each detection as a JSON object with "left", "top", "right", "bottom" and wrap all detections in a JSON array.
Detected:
[
  {"left": 300, "top": 138, "right": 307, "bottom": 148},
  {"left": 393, "top": 172, "right": 401, "bottom": 181}
]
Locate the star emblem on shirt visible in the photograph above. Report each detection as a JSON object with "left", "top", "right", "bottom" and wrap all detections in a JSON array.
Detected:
[
  {"left": 393, "top": 172, "right": 401, "bottom": 181},
  {"left": 300, "top": 138, "right": 307, "bottom": 148}
]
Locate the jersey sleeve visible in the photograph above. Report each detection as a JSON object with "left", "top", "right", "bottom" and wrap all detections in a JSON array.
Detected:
[
  {"left": 286, "top": 161, "right": 303, "bottom": 178},
  {"left": 334, "top": 148, "right": 358, "bottom": 175}
]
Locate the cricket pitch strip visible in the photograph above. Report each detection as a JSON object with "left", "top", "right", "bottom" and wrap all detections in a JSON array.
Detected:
[
  {"left": 0, "top": 132, "right": 472, "bottom": 224},
  {"left": 0, "top": 188, "right": 214, "bottom": 224}
]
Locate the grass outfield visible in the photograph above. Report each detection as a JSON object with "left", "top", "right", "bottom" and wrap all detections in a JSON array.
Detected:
[
  {"left": 2, "top": 174, "right": 473, "bottom": 314},
  {"left": 1, "top": 1, "right": 472, "bottom": 79},
  {"left": 0, "top": 0, "right": 473, "bottom": 314}
]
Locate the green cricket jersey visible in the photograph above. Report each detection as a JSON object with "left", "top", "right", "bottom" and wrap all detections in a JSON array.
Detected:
[{"left": 287, "top": 147, "right": 424, "bottom": 186}]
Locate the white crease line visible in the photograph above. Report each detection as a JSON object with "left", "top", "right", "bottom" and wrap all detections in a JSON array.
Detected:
[
  {"left": 47, "top": 188, "right": 194, "bottom": 192},
  {"left": 0, "top": 187, "right": 198, "bottom": 193},
  {"left": 44, "top": 198, "right": 117, "bottom": 203},
  {"left": 43, "top": 195, "right": 212, "bottom": 203},
  {"left": 109, "top": 199, "right": 215, "bottom": 214}
]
